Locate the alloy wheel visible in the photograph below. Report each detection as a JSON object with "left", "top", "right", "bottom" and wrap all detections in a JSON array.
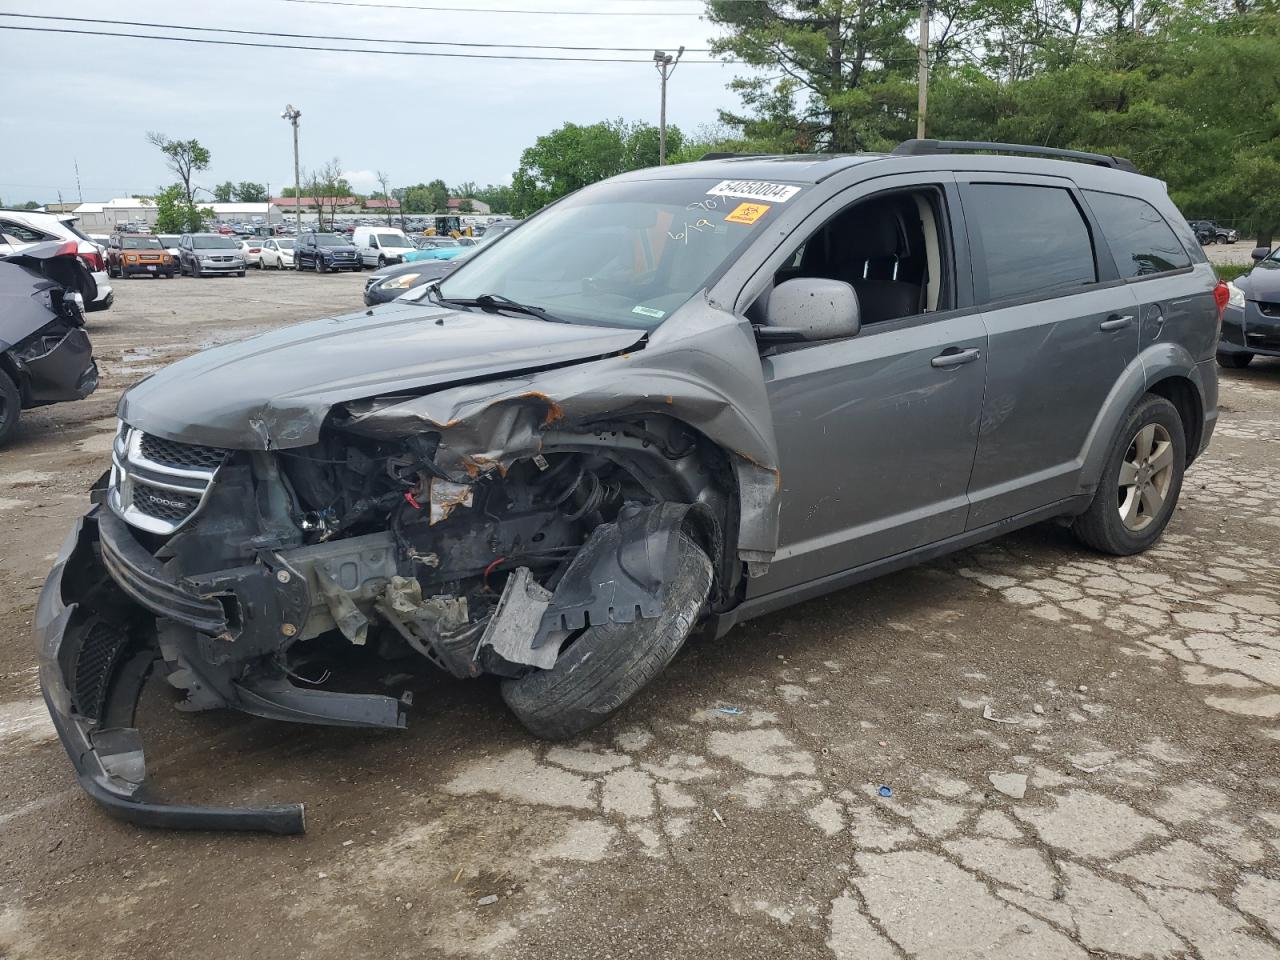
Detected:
[{"left": 1117, "top": 423, "right": 1174, "bottom": 531}]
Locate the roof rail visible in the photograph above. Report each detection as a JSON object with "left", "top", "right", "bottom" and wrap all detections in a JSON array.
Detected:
[
  {"left": 698, "top": 152, "right": 770, "bottom": 161},
  {"left": 892, "top": 139, "right": 1138, "bottom": 173}
]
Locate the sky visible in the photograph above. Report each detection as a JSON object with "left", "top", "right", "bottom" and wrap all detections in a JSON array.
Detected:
[{"left": 0, "top": 0, "right": 747, "bottom": 205}]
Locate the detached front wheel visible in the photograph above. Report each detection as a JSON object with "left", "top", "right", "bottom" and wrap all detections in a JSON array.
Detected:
[
  {"left": 0, "top": 369, "right": 20, "bottom": 447},
  {"left": 502, "top": 533, "right": 713, "bottom": 740}
]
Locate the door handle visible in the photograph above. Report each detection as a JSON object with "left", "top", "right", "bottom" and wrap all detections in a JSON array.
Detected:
[
  {"left": 1099, "top": 314, "right": 1134, "bottom": 331},
  {"left": 931, "top": 347, "right": 982, "bottom": 369}
]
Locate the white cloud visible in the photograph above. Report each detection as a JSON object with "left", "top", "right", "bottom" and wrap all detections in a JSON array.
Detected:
[{"left": 341, "top": 169, "right": 382, "bottom": 194}]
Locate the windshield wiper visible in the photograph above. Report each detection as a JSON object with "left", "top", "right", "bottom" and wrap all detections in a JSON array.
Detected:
[{"left": 427, "top": 288, "right": 565, "bottom": 323}]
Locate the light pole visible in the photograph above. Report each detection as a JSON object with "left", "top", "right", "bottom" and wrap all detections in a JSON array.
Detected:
[
  {"left": 916, "top": 3, "right": 930, "bottom": 139},
  {"left": 281, "top": 104, "right": 302, "bottom": 234},
  {"left": 653, "top": 46, "right": 684, "bottom": 165}
]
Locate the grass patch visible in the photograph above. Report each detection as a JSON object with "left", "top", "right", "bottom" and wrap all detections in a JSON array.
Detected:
[{"left": 1215, "top": 262, "right": 1253, "bottom": 282}]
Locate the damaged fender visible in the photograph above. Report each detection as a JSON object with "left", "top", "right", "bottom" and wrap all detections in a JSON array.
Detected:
[{"left": 339, "top": 300, "right": 781, "bottom": 568}]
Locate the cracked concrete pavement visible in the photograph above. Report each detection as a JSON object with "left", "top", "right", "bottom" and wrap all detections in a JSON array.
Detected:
[{"left": 1, "top": 268, "right": 1278, "bottom": 959}]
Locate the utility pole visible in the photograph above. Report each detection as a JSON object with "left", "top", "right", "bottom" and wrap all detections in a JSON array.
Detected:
[
  {"left": 916, "top": 2, "right": 930, "bottom": 139},
  {"left": 653, "top": 46, "right": 684, "bottom": 165},
  {"left": 74, "top": 158, "right": 83, "bottom": 203},
  {"left": 281, "top": 104, "right": 302, "bottom": 234}
]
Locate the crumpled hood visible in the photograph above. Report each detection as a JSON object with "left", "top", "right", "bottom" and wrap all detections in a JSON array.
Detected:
[{"left": 117, "top": 302, "right": 646, "bottom": 449}]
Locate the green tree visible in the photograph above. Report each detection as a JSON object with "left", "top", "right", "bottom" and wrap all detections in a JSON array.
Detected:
[
  {"left": 146, "top": 133, "right": 210, "bottom": 210},
  {"left": 511, "top": 121, "right": 629, "bottom": 215},
  {"left": 234, "top": 181, "right": 268, "bottom": 203},
  {"left": 304, "top": 158, "right": 353, "bottom": 230},
  {"left": 706, "top": 0, "right": 918, "bottom": 152},
  {"left": 213, "top": 181, "right": 236, "bottom": 203},
  {"left": 472, "top": 183, "right": 515, "bottom": 214},
  {"left": 154, "top": 184, "right": 212, "bottom": 233}
]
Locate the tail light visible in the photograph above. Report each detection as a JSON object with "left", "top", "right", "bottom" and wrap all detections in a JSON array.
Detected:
[
  {"left": 54, "top": 239, "right": 79, "bottom": 258},
  {"left": 1213, "top": 280, "right": 1230, "bottom": 317},
  {"left": 79, "top": 249, "right": 104, "bottom": 272}
]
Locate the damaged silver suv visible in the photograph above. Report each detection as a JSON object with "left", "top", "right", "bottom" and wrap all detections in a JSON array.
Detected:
[{"left": 36, "top": 141, "right": 1223, "bottom": 833}]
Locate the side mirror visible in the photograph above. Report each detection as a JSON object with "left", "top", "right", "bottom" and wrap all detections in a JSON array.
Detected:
[
  {"left": 764, "top": 277, "right": 861, "bottom": 341},
  {"left": 1251, "top": 246, "right": 1270, "bottom": 262}
]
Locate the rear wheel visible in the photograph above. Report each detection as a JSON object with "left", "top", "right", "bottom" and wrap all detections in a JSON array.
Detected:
[
  {"left": 237, "top": 270, "right": 245, "bottom": 277},
  {"left": 501, "top": 533, "right": 713, "bottom": 740},
  {"left": 1217, "top": 351, "right": 1253, "bottom": 369},
  {"left": 1072, "top": 395, "right": 1185, "bottom": 556},
  {"left": 0, "top": 369, "right": 20, "bottom": 447},
  {"left": 314, "top": 259, "right": 323, "bottom": 274}
]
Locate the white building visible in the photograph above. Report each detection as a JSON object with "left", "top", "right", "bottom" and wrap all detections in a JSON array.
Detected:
[
  {"left": 208, "top": 202, "right": 285, "bottom": 224},
  {"left": 72, "top": 197, "right": 158, "bottom": 231}
]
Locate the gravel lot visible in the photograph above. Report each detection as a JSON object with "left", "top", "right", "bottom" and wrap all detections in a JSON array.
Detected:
[{"left": 1, "top": 262, "right": 1278, "bottom": 960}]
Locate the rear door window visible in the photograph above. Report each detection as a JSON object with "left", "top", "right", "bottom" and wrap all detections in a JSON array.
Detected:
[
  {"left": 965, "top": 183, "right": 1097, "bottom": 303},
  {"left": 1084, "top": 191, "right": 1190, "bottom": 278}
]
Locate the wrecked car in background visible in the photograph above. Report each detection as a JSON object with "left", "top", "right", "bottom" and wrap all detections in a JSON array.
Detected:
[
  {"left": 1, "top": 241, "right": 100, "bottom": 447},
  {"left": 36, "top": 142, "right": 1221, "bottom": 833}
]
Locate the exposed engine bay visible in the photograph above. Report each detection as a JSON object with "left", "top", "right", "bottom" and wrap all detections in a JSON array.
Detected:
[{"left": 39, "top": 409, "right": 736, "bottom": 833}]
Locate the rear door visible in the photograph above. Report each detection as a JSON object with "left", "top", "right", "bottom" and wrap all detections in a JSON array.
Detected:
[
  {"left": 958, "top": 175, "right": 1140, "bottom": 528},
  {"left": 1080, "top": 190, "right": 1214, "bottom": 361}
]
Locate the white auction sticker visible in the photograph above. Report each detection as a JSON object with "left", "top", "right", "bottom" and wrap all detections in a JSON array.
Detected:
[{"left": 706, "top": 180, "right": 802, "bottom": 204}]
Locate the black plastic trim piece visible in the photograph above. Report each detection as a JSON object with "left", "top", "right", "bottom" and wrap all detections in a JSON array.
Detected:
[{"left": 893, "top": 139, "right": 1138, "bottom": 173}]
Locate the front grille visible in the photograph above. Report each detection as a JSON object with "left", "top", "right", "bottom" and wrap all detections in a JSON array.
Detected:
[
  {"left": 140, "top": 433, "right": 228, "bottom": 471},
  {"left": 73, "top": 620, "right": 130, "bottom": 720},
  {"left": 109, "top": 425, "right": 226, "bottom": 534},
  {"left": 132, "top": 483, "right": 201, "bottom": 523}
]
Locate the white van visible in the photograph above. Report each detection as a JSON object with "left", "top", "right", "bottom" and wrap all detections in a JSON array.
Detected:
[{"left": 352, "top": 226, "right": 416, "bottom": 268}]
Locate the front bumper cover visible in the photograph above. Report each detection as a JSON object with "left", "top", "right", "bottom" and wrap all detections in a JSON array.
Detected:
[{"left": 35, "top": 510, "right": 306, "bottom": 834}]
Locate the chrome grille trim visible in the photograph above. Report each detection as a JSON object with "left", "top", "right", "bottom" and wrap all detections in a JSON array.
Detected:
[{"left": 109, "top": 423, "right": 227, "bottom": 534}]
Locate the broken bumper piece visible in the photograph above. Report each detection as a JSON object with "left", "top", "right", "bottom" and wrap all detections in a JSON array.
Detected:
[{"left": 35, "top": 512, "right": 306, "bottom": 834}]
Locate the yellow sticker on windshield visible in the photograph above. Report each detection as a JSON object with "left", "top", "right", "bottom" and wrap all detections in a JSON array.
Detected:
[{"left": 725, "top": 202, "right": 770, "bottom": 225}]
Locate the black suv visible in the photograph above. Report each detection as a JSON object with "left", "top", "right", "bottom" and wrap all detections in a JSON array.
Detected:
[
  {"left": 295, "top": 231, "right": 360, "bottom": 272},
  {"left": 1188, "top": 220, "right": 1238, "bottom": 245}
]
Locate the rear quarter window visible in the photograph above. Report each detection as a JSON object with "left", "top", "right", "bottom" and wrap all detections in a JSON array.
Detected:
[
  {"left": 965, "top": 183, "right": 1097, "bottom": 303},
  {"left": 1083, "top": 191, "right": 1191, "bottom": 278}
]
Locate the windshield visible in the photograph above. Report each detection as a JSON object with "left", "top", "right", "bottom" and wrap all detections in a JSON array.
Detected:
[
  {"left": 158, "top": 235, "right": 180, "bottom": 246},
  {"left": 315, "top": 234, "right": 348, "bottom": 246},
  {"left": 377, "top": 233, "right": 410, "bottom": 247},
  {"left": 122, "top": 237, "right": 163, "bottom": 250},
  {"left": 197, "top": 236, "right": 239, "bottom": 249},
  {"left": 438, "top": 178, "right": 791, "bottom": 329},
  {"left": 277, "top": 238, "right": 295, "bottom": 249}
]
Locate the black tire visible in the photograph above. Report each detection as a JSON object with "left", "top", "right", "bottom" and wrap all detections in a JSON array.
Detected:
[
  {"left": 237, "top": 270, "right": 245, "bottom": 277},
  {"left": 1072, "top": 394, "right": 1185, "bottom": 556},
  {"left": 377, "top": 255, "right": 386, "bottom": 268},
  {"left": 314, "top": 259, "right": 323, "bottom": 274},
  {"left": 1217, "top": 351, "right": 1253, "bottom": 369},
  {"left": 165, "top": 270, "right": 174, "bottom": 279},
  {"left": 192, "top": 261, "right": 202, "bottom": 278},
  {"left": 0, "top": 369, "right": 20, "bottom": 448},
  {"left": 501, "top": 533, "right": 713, "bottom": 740}
]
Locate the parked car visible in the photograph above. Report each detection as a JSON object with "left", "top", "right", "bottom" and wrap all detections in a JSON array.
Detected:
[
  {"left": 259, "top": 237, "right": 295, "bottom": 269},
  {"left": 362, "top": 256, "right": 464, "bottom": 305},
  {"left": 236, "top": 237, "right": 265, "bottom": 268},
  {"left": 0, "top": 241, "right": 99, "bottom": 446},
  {"left": 1188, "top": 220, "right": 1238, "bottom": 245},
  {"left": 295, "top": 231, "right": 361, "bottom": 272},
  {"left": 402, "top": 237, "right": 466, "bottom": 263},
  {"left": 353, "top": 226, "right": 416, "bottom": 268},
  {"left": 178, "top": 233, "right": 246, "bottom": 277},
  {"left": 35, "top": 141, "right": 1222, "bottom": 833},
  {"left": 0, "top": 209, "right": 113, "bottom": 312},
  {"left": 157, "top": 235, "right": 183, "bottom": 267},
  {"left": 1218, "top": 244, "right": 1280, "bottom": 368},
  {"left": 107, "top": 235, "right": 175, "bottom": 279}
]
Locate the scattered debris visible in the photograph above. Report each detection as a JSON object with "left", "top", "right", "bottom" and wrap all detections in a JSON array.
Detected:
[
  {"left": 1077, "top": 685, "right": 1089, "bottom": 693},
  {"left": 878, "top": 785, "right": 893, "bottom": 798},
  {"left": 341, "top": 839, "right": 354, "bottom": 847},
  {"left": 716, "top": 707, "right": 744, "bottom": 716},
  {"left": 1032, "top": 704, "right": 1045, "bottom": 715},
  {"left": 317, "top": 872, "right": 328, "bottom": 879},
  {"left": 476, "top": 894, "right": 499, "bottom": 907},
  {"left": 1071, "top": 760, "right": 1111, "bottom": 774},
  {"left": 988, "top": 772, "right": 1028, "bottom": 799},
  {"left": 982, "top": 703, "right": 1021, "bottom": 725},
  {"left": 712, "top": 808, "right": 726, "bottom": 826}
]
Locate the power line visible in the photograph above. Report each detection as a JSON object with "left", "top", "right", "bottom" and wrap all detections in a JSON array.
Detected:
[
  {"left": 276, "top": 0, "right": 706, "bottom": 15},
  {"left": 0, "top": 13, "right": 712, "bottom": 52},
  {"left": 0, "top": 24, "right": 728, "bottom": 62}
]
